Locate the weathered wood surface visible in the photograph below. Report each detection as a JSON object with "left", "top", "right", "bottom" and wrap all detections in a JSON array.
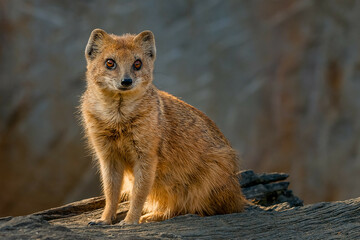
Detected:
[
  {"left": 0, "top": 171, "right": 359, "bottom": 239},
  {"left": 0, "top": 197, "right": 359, "bottom": 239}
]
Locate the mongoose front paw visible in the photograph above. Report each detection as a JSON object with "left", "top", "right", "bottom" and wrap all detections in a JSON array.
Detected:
[
  {"left": 119, "top": 219, "right": 139, "bottom": 226},
  {"left": 88, "top": 219, "right": 112, "bottom": 226}
]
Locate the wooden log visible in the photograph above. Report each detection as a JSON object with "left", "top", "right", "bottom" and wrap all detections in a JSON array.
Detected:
[{"left": 1, "top": 171, "right": 359, "bottom": 239}]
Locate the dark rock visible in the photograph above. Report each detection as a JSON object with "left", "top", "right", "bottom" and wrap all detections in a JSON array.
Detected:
[
  {"left": 243, "top": 182, "right": 289, "bottom": 201},
  {"left": 238, "top": 171, "right": 303, "bottom": 207},
  {"left": 239, "top": 170, "right": 289, "bottom": 188}
]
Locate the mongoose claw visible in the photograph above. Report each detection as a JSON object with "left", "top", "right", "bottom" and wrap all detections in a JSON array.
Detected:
[
  {"left": 88, "top": 221, "right": 98, "bottom": 226},
  {"left": 88, "top": 219, "right": 110, "bottom": 226}
]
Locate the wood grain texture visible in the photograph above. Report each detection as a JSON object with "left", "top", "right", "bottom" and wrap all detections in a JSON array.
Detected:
[
  {"left": 0, "top": 171, "right": 358, "bottom": 239},
  {"left": 0, "top": 197, "right": 359, "bottom": 239}
]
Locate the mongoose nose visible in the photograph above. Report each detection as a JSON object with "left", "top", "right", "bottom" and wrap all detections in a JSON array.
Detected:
[{"left": 121, "top": 78, "right": 133, "bottom": 87}]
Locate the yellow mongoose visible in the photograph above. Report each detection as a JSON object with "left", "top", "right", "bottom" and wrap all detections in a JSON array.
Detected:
[{"left": 81, "top": 29, "right": 246, "bottom": 225}]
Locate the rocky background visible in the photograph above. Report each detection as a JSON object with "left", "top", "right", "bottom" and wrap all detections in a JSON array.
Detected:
[{"left": 1, "top": 0, "right": 360, "bottom": 217}]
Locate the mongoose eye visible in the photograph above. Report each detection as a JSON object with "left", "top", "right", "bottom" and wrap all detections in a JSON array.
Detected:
[
  {"left": 105, "top": 59, "right": 116, "bottom": 70},
  {"left": 133, "top": 59, "right": 142, "bottom": 71}
]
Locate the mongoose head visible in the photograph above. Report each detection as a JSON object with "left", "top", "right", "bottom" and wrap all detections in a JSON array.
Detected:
[{"left": 85, "top": 29, "right": 156, "bottom": 95}]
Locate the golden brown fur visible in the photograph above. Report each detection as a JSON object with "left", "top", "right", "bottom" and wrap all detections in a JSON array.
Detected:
[{"left": 81, "top": 29, "right": 246, "bottom": 225}]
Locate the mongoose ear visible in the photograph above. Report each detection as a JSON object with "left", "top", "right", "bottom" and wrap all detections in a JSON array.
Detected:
[
  {"left": 134, "top": 30, "right": 156, "bottom": 59},
  {"left": 85, "top": 29, "right": 108, "bottom": 60}
]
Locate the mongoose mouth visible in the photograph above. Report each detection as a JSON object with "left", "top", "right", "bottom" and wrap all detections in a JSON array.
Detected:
[{"left": 117, "top": 86, "right": 133, "bottom": 91}]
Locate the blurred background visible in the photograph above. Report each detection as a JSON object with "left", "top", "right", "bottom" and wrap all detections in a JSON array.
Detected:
[{"left": 1, "top": 0, "right": 360, "bottom": 217}]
